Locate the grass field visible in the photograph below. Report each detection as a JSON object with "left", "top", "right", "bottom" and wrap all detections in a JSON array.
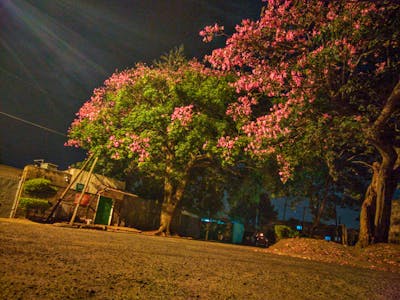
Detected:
[{"left": 0, "top": 218, "right": 399, "bottom": 299}]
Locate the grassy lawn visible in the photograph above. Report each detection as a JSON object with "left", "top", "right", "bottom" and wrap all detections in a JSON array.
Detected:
[{"left": 0, "top": 218, "right": 399, "bottom": 299}]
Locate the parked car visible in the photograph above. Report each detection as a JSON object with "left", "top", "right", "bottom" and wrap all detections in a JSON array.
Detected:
[{"left": 254, "top": 232, "right": 269, "bottom": 248}]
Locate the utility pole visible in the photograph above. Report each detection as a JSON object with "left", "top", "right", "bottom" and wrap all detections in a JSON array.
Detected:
[
  {"left": 282, "top": 198, "right": 288, "bottom": 221},
  {"left": 302, "top": 206, "right": 307, "bottom": 226},
  {"left": 69, "top": 156, "right": 98, "bottom": 225}
]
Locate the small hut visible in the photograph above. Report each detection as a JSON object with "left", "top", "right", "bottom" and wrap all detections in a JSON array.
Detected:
[
  {"left": 61, "top": 168, "right": 131, "bottom": 226},
  {"left": 6, "top": 160, "right": 139, "bottom": 226}
]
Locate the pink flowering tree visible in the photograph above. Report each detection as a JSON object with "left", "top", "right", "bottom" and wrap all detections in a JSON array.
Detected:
[
  {"left": 66, "top": 51, "right": 237, "bottom": 235},
  {"left": 202, "top": 0, "right": 400, "bottom": 246}
]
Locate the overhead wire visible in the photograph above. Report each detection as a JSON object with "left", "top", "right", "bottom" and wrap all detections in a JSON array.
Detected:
[{"left": 0, "top": 110, "right": 67, "bottom": 137}]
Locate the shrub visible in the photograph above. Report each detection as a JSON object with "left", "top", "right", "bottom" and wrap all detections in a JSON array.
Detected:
[
  {"left": 18, "top": 197, "right": 51, "bottom": 213},
  {"left": 264, "top": 227, "right": 276, "bottom": 244},
  {"left": 274, "top": 225, "right": 299, "bottom": 241},
  {"left": 23, "top": 178, "right": 58, "bottom": 198}
]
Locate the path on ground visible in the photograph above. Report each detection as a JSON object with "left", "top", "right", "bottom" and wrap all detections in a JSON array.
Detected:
[{"left": 0, "top": 219, "right": 399, "bottom": 299}]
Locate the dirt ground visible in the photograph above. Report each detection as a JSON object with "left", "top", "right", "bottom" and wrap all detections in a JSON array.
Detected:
[
  {"left": 265, "top": 237, "right": 400, "bottom": 273},
  {"left": 0, "top": 218, "right": 399, "bottom": 299}
]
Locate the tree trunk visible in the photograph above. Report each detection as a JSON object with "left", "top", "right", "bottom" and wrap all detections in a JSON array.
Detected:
[
  {"left": 157, "top": 201, "right": 177, "bottom": 236},
  {"left": 358, "top": 159, "right": 398, "bottom": 247},
  {"left": 357, "top": 79, "right": 400, "bottom": 247},
  {"left": 310, "top": 177, "right": 331, "bottom": 237},
  {"left": 156, "top": 183, "right": 187, "bottom": 235},
  {"left": 310, "top": 197, "right": 326, "bottom": 237},
  {"left": 373, "top": 158, "right": 397, "bottom": 243},
  {"left": 358, "top": 163, "right": 378, "bottom": 247},
  {"left": 155, "top": 161, "right": 189, "bottom": 236}
]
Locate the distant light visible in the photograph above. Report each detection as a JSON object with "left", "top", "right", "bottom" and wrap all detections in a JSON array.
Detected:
[{"left": 200, "top": 218, "right": 225, "bottom": 224}]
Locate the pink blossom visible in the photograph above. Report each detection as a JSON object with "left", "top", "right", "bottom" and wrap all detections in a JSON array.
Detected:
[
  {"left": 104, "top": 69, "right": 135, "bottom": 90},
  {"left": 276, "top": 154, "right": 292, "bottom": 183},
  {"left": 291, "top": 71, "right": 302, "bottom": 87},
  {"left": 171, "top": 104, "right": 194, "bottom": 126},
  {"left": 128, "top": 134, "right": 150, "bottom": 162},
  {"left": 354, "top": 115, "right": 363, "bottom": 122},
  {"left": 286, "top": 30, "right": 295, "bottom": 41},
  {"left": 199, "top": 24, "right": 224, "bottom": 43},
  {"left": 375, "top": 61, "right": 386, "bottom": 74},
  {"left": 217, "top": 136, "right": 239, "bottom": 159},
  {"left": 226, "top": 96, "right": 256, "bottom": 120},
  {"left": 322, "top": 113, "right": 331, "bottom": 120},
  {"left": 64, "top": 139, "right": 81, "bottom": 148},
  {"left": 217, "top": 136, "right": 238, "bottom": 149},
  {"left": 326, "top": 10, "right": 337, "bottom": 21},
  {"left": 111, "top": 152, "right": 120, "bottom": 160}
]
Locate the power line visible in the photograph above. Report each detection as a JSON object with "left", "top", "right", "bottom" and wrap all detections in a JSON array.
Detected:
[{"left": 0, "top": 111, "right": 67, "bottom": 137}]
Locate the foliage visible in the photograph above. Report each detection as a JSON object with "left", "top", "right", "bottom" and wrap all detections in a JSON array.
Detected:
[
  {"left": 181, "top": 165, "right": 227, "bottom": 217},
  {"left": 202, "top": 0, "right": 400, "bottom": 245},
  {"left": 281, "top": 159, "right": 366, "bottom": 231},
  {"left": 18, "top": 197, "right": 51, "bottom": 212},
  {"left": 126, "top": 169, "right": 164, "bottom": 201},
  {"left": 274, "top": 225, "right": 299, "bottom": 241},
  {"left": 23, "top": 178, "right": 58, "bottom": 198},
  {"left": 202, "top": 0, "right": 400, "bottom": 181},
  {"left": 227, "top": 166, "right": 278, "bottom": 226},
  {"left": 258, "top": 193, "right": 278, "bottom": 225},
  {"left": 67, "top": 53, "right": 236, "bottom": 180},
  {"left": 66, "top": 49, "right": 238, "bottom": 232}
]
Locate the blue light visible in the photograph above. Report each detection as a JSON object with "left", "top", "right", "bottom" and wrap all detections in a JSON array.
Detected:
[{"left": 200, "top": 218, "right": 225, "bottom": 224}]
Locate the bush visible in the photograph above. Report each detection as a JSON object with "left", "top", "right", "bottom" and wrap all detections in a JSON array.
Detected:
[
  {"left": 264, "top": 227, "right": 276, "bottom": 244},
  {"left": 274, "top": 225, "right": 299, "bottom": 241},
  {"left": 23, "top": 178, "right": 58, "bottom": 198},
  {"left": 18, "top": 197, "right": 51, "bottom": 213}
]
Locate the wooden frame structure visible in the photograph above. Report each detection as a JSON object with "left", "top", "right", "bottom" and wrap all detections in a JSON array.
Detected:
[{"left": 45, "top": 156, "right": 139, "bottom": 226}]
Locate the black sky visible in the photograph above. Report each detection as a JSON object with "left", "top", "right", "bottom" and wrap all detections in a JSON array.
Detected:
[{"left": 0, "top": 0, "right": 263, "bottom": 169}]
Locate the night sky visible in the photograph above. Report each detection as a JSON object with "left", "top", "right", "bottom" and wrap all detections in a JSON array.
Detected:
[{"left": 0, "top": 0, "right": 263, "bottom": 169}]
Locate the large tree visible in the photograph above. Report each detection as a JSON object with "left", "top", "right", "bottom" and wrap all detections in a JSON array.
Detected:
[
  {"left": 66, "top": 51, "right": 237, "bottom": 235},
  {"left": 282, "top": 159, "right": 364, "bottom": 236},
  {"left": 201, "top": 0, "right": 400, "bottom": 246}
]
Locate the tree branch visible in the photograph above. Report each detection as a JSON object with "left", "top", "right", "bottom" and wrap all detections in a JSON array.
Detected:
[
  {"left": 372, "top": 79, "right": 400, "bottom": 134},
  {"left": 352, "top": 160, "right": 373, "bottom": 170}
]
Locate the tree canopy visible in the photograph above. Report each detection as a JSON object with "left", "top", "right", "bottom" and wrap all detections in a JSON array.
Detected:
[
  {"left": 201, "top": 0, "right": 400, "bottom": 245},
  {"left": 66, "top": 51, "right": 238, "bottom": 234}
]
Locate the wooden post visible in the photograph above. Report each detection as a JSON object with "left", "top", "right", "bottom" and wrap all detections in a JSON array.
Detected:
[
  {"left": 45, "top": 154, "right": 95, "bottom": 222},
  {"left": 205, "top": 223, "right": 210, "bottom": 241},
  {"left": 107, "top": 200, "right": 115, "bottom": 226},
  {"left": 341, "top": 224, "right": 348, "bottom": 245},
  {"left": 9, "top": 167, "right": 28, "bottom": 218},
  {"left": 69, "top": 156, "right": 98, "bottom": 225},
  {"left": 93, "top": 194, "right": 101, "bottom": 224}
]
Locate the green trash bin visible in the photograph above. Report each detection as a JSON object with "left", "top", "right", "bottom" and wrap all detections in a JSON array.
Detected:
[{"left": 232, "top": 222, "right": 244, "bottom": 244}]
